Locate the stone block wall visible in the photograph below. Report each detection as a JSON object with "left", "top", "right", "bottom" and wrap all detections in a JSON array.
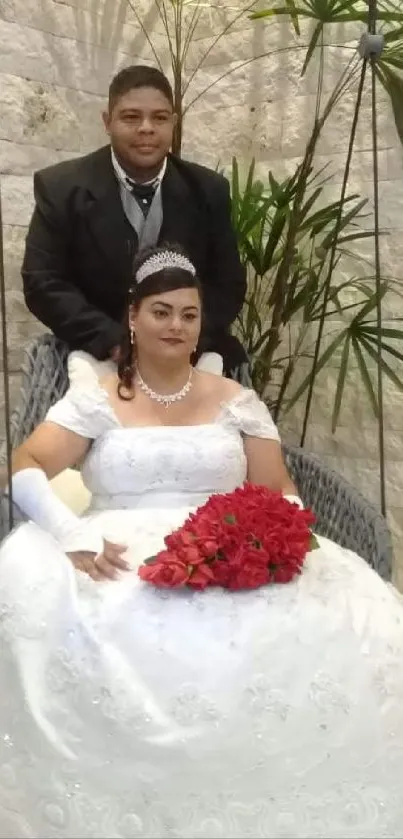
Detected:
[{"left": 1, "top": 0, "right": 403, "bottom": 579}]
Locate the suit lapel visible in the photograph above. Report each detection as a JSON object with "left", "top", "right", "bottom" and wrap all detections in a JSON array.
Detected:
[
  {"left": 160, "top": 157, "right": 199, "bottom": 251},
  {"left": 80, "top": 150, "right": 201, "bottom": 278},
  {"left": 82, "top": 146, "right": 136, "bottom": 281}
]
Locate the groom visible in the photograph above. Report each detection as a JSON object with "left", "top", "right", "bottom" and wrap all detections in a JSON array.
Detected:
[{"left": 22, "top": 65, "right": 247, "bottom": 378}]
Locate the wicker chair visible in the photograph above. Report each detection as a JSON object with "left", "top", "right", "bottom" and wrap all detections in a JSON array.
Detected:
[{"left": 0, "top": 333, "right": 393, "bottom": 580}]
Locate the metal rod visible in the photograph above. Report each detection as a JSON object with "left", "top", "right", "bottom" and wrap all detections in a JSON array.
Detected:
[
  {"left": 0, "top": 183, "right": 14, "bottom": 532},
  {"left": 362, "top": 0, "right": 387, "bottom": 515},
  {"left": 300, "top": 57, "right": 368, "bottom": 447},
  {"left": 370, "top": 60, "right": 387, "bottom": 514}
]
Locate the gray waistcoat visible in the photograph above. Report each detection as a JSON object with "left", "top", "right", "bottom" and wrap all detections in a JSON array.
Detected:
[{"left": 119, "top": 183, "right": 163, "bottom": 251}]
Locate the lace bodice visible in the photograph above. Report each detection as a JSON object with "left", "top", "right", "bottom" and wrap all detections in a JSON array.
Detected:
[{"left": 46, "top": 384, "right": 280, "bottom": 512}]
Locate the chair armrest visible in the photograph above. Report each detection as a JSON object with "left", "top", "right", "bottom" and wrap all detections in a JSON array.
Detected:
[
  {"left": 0, "top": 488, "right": 26, "bottom": 542},
  {"left": 284, "top": 444, "right": 393, "bottom": 581},
  {"left": 0, "top": 334, "right": 69, "bottom": 461}
]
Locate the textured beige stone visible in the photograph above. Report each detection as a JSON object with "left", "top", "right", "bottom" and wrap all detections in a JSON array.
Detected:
[
  {"left": 3, "top": 0, "right": 165, "bottom": 58},
  {"left": 284, "top": 368, "right": 403, "bottom": 432},
  {"left": 53, "top": 0, "right": 168, "bottom": 30},
  {"left": 185, "top": 27, "right": 370, "bottom": 111},
  {"left": 0, "top": 74, "right": 106, "bottom": 154},
  {"left": 127, "top": 0, "right": 261, "bottom": 39},
  {"left": 182, "top": 99, "right": 282, "bottom": 167},
  {"left": 0, "top": 139, "right": 81, "bottom": 175},
  {"left": 285, "top": 421, "right": 402, "bottom": 465},
  {"left": 1, "top": 176, "right": 34, "bottom": 226},
  {"left": 254, "top": 148, "right": 403, "bottom": 189},
  {"left": 0, "top": 320, "right": 45, "bottom": 373},
  {"left": 2, "top": 225, "right": 27, "bottom": 288},
  {"left": 316, "top": 453, "right": 386, "bottom": 507},
  {"left": 53, "top": 0, "right": 255, "bottom": 37},
  {"left": 189, "top": 35, "right": 365, "bottom": 109},
  {"left": 328, "top": 179, "right": 403, "bottom": 234},
  {"left": 0, "top": 371, "right": 22, "bottom": 440},
  {"left": 0, "top": 372, "right": 22, "bottom": 454},
  {"left": 0, "top": 372, "right": 21, "bottom": 413},
  {"left": 53, "top": 0, "right": 124, "bottom": 8},
  {"left": 389, "top": 506, "right": 403, "bottom": 590},
  {"left": 188, "top": 19, "right": 292, "bottom": 72},
  {"left": 281, "top": 87, "right": 398, "bottom": 159},
  {"left": 184, "top": 83, "right": 399, "bottom": 172},
  {"left": 2, "top": 288, "right": 27, "bottom": 323},
  {"left": 183, "top": 52, "right": 300, "bottom": 116},
  {"left": 0, "top": 18, "right": 156, "bottom": 96}
]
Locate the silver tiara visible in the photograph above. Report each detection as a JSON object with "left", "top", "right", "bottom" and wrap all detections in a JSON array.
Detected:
[{"left": 136, "top": 251, "right": 196, "bottom": 284}]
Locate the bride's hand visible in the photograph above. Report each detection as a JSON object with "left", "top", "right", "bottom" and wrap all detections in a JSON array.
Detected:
[{"left": 67, "top": 538, "right": 130, "bottom": 581}]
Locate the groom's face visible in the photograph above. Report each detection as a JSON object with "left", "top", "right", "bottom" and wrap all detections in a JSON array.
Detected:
[{"left": 103, "top": 86, "right": 176, "bottom": 178}]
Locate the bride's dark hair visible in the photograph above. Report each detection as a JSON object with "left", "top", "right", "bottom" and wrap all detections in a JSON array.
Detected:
[{"left": 117, "top": 244, "right": 202, "bottom": 400}]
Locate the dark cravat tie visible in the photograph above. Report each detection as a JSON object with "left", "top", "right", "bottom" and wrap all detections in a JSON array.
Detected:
[{"left": 126, "top": 179, "right": 156, "bottom": 217}]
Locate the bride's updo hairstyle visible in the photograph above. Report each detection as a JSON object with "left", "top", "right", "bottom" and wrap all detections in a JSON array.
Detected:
[{"left": 117, "top": 244, "right": 202, "bottom": 399}]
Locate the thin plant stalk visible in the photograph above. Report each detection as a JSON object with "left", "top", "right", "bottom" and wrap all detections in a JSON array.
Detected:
[
  {"left": 184, "top": 46, "right": 307, "bottom": 113},
  {"left": 299, "top": 52, "right": 368, "bottom": 444},
  {"left": 0, "top": 185, "right": 13, "bottom": 532},
  {"left": 125, "top": 0, "right": 164, "bottom": 69},
  {"left": 369, "top": 0, "right": 387, "bottom": 515},
  {"left": 182, "top": 0, "right": 260, "bottom": 97},
  {"left": 266, "top": 55, "right": 360, "bottom": 396}
]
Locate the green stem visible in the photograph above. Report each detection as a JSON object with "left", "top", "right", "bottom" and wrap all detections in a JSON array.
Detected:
[
  {"left": 261, "top": 55, "right": 359, "bottom": 375},
  {"left": 125, "top": 0, "right": 163, "bottom": 69},
  {"left": 182, "top": 0, "right": 260, "bottom": 98}
]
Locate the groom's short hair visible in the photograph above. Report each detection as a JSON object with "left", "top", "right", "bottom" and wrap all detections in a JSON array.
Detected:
[{"left": 108, "top": 65, "right": 174, "bottom": 112}]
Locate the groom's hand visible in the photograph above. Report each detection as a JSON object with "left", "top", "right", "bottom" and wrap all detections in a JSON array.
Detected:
[
  {"left": 110, "top": 345, "right": 120, "bottom": 362},
  {"left": 67, "top": 538, "right": 130, "bottom": 581}
]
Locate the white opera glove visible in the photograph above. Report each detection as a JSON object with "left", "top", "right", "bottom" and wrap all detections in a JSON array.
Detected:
[
  {"left": 11, "top": 468, "right": 102, "bottom": 554},
  {"left": 283, "top": 493, "right": 304, "bottom": 509}
]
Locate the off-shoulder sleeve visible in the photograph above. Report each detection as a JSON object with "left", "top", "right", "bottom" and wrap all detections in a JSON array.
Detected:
[
  {"left": 222, "top": 388, "right": 280, "bottom": 441},
  {"left": 45, "top": 384, "right": 117, "bottom": 439}
]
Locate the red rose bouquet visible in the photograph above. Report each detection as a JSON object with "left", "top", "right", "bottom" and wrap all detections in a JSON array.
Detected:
[{"left": 138, "top": 483, "right": 318, "bottom": 592}]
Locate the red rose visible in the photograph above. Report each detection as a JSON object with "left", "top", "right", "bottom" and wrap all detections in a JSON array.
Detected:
[
  {"left": 201, "top": 540, "right": 219, "bottom": 558},
  {"left": 179, "top": 530, "right": 196, "bottom": 546},
  {"left": 138, "top": 555, "right": 190, "bottom": 587},
  {"left": 210, "top": 558, "right": 232, "bottom": 587},
  {"left": 138, "top": 482, "right": 317, "bottom": 592},
  {"left": 228, "top": 561, "right": 270, "bottom": 590},
  {"left": 271, "top": 564, "right": 301, "bottom": 584},
  {"left": 187, "top": 563, "right": 216, "bottom": 590},
  {"left": 178, "top": 544, "right": 205, "bottom": 566}
]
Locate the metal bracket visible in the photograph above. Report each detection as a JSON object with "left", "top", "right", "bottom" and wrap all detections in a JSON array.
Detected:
[{"left": 358, "top": 32, "right": 384, "bottom": 58}]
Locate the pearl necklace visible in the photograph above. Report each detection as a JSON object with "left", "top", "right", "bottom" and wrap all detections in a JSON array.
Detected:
[{"left": 136, "top": 367, "right": 193, "bottom": 408}]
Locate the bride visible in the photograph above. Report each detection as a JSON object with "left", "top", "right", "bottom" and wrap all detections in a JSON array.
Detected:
[{"left": 1, "top": 244, "right": 403, "bottom": 839}]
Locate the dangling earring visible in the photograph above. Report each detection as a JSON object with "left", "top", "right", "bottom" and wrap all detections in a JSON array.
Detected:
[{"left": 130, "top": 326, "right": 135, "bottom": 346}]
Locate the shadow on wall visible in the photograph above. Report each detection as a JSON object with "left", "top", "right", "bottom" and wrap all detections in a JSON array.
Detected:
[
  {"left": 35, "top": 0, "right": 161, "bottom": 143},
  {"left": 10, "top": 0, "right": 365, "bottom": 168}
]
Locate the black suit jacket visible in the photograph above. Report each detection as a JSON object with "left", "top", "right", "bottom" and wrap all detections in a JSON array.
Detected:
[{"left": 22, "top": 146, "right": 246, "bottom": 370}]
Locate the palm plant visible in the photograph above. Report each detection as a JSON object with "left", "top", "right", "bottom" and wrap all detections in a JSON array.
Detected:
[
  {"left": 126, "top": 0, "right": 300, "bottom": 154},
  {"left": 126, "top": 0, "right": 403, "bottom": 155},
  {"left": 251, "top": 0, "right": 403, "bottom": 144},
  {"left": 232, "top": 158, "right": 403, "bottom": 429},
  {"left": 247, "top": 0, "right": 403, "bottom": 513}
]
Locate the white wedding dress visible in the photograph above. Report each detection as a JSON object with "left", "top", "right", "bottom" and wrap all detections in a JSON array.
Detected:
[{"left": 0, "top": 383, "right": 403, "bottom": 839}]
